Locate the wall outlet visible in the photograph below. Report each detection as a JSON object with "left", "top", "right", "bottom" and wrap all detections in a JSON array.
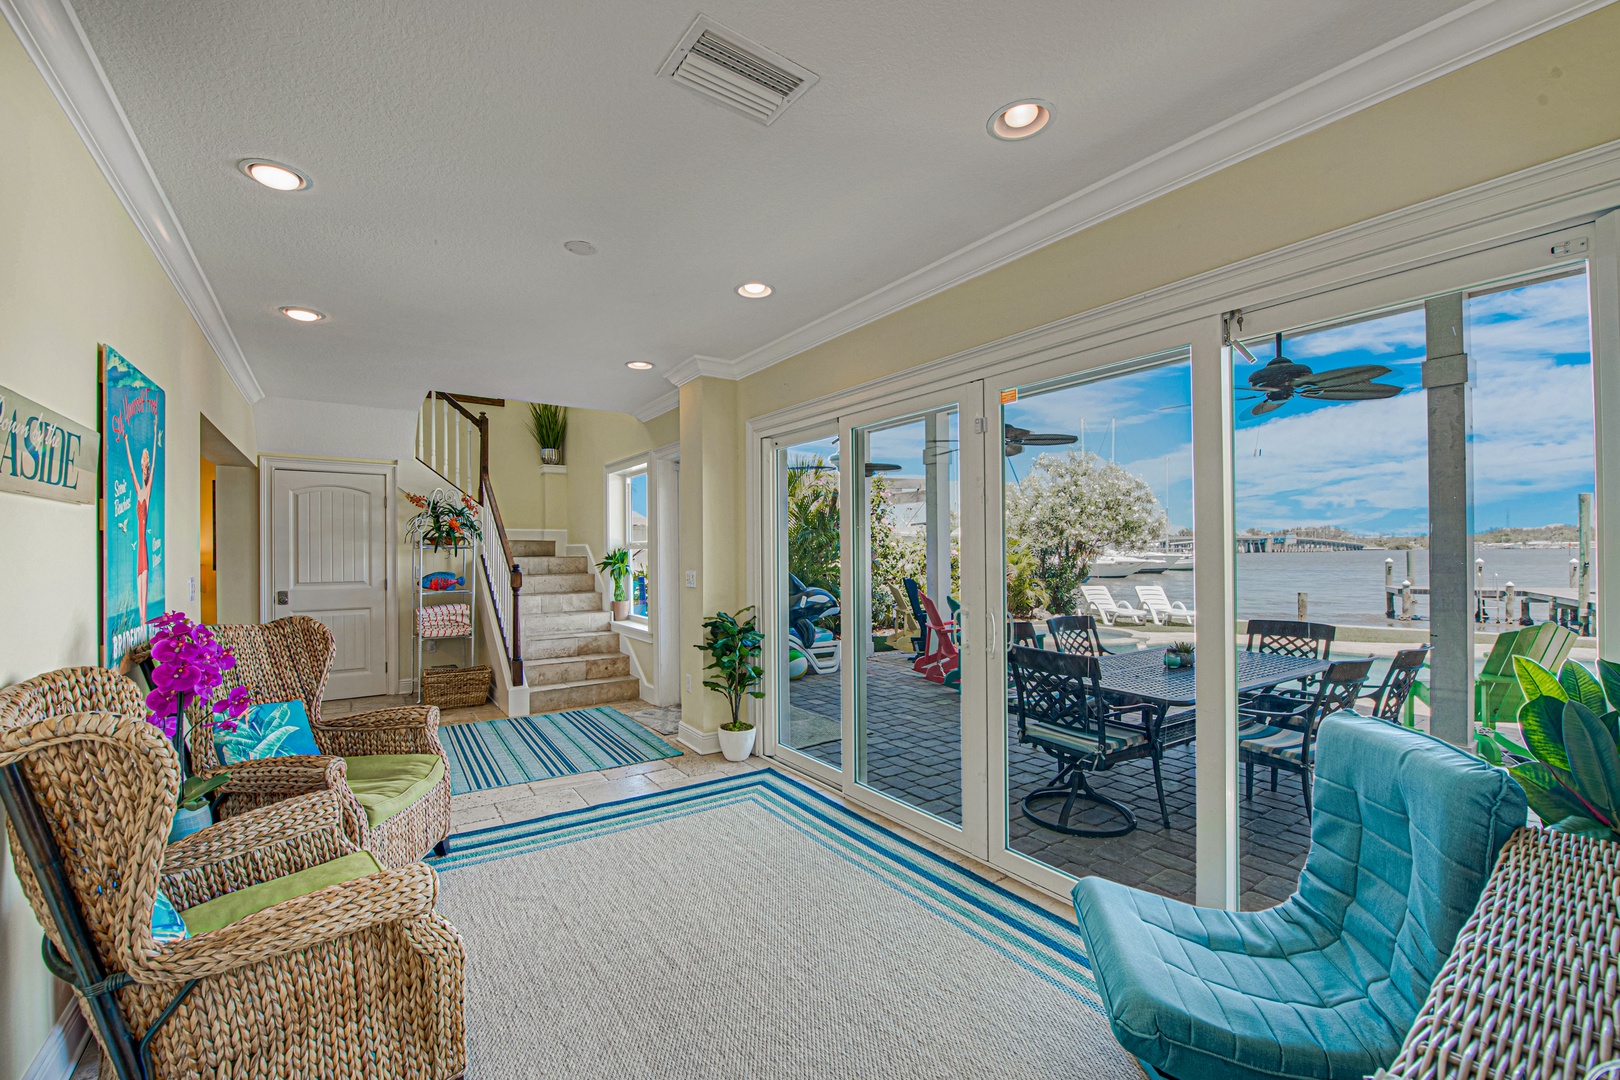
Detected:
[
  {"left": 685, "top": 570, "right": 697, "bottom": 588},
  {"left": 188, "top": 576, "right": 196, "bottom": 601}
]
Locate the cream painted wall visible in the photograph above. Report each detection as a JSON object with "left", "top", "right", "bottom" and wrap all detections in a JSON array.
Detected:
[
  {"left": 484, "top": 403, "right": 681, "bottom": 690},
  {"left": 214, "top": 464, "right": 260, "bottom": 624},
  {"left": 0, "top": 23, "right": 257, "bottom": 1078},
  {"left": 679, "top": 379, "right": 745, "bottom": 733}
]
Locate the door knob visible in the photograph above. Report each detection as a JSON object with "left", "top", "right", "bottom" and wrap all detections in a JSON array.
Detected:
[{"left": 275, "top": 591, "right": 289, "bottom": 606}]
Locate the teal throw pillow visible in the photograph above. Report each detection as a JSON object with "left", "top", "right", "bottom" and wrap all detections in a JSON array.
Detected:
[
  {"left": 214, "top": 700, "right": 321, "bottom": 764},
  {"left": 151, "top": 888, "right": 189, "bottom": 944}
]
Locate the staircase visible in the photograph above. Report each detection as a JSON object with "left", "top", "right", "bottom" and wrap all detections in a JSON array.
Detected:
[{"left": 512, "top": 539, "right": 641, "bottom": 713}]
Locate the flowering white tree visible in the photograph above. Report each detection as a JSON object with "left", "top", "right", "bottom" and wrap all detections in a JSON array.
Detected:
[{"left": 1005, "top": 451, "right": 1167, "bottom": 614}]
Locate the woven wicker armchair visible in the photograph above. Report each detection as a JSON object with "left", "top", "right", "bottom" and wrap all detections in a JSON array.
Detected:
[
  {"left": 0, "top": 710, "right": 465, "bottom": 1079},
  {"left": 183, "top": 617, "right": 451, "bottom": 867}
]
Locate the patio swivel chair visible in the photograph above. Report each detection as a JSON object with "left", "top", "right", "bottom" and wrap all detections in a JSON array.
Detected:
[
  {"left": 186, "top": 616, "right": 452, "bottom": 868},
  {"left": 1046, "top": 614, "right": 1108, "bottom": 658},
  {"left": 0, "top": 711, "right": 466, "bottom": 1080},
  {"left": 1008, "top": 645, "right": 1164, "bottom": 836},
  {"left": 1073, "top": 712, "right": 1526, "bottom": 1080},
  {"left": 1239, "top": 658, "right": 1374, "bottom": 816}
]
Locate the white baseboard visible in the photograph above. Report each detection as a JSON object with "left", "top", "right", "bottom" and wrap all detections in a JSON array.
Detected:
[
  {"left": 23, "top": 1003, "right": 90, "bottom": 1080},
  {"left": 676, "top": 721, "right": 719, "bottom": 756}
]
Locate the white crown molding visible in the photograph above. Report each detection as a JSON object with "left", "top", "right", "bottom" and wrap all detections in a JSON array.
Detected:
[
  {"left": 662, "top": 355, "right": 734, "bottom": 387},
  {"left": 748, "top": 136, "right": 1620, "bottom": 434},
  {"left": 1, "top": 0, "right": 264, "bottom": 403},
  {"left": 632, "top": 389, "right": 680, "bottom": 422},
  {"left": 712, "top": 0, "right": 1615, "bottom": 383}
]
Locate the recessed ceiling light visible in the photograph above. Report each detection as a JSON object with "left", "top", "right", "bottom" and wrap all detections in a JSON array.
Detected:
[
  {"left": 563, "top": 240, "right": 597, "bottom": 256},
  {"left": 279, "top": 306, "right": 325, "bottom": 322},
  {"left": 626, "top": 361, "right": 655, "bottom": 370},
  {"left": 988, "top": 100, "right": 1052, "bottom": 141},
  {"left": 241, "top": 159, "right": 309, "bottom": 191},
  {"left": 737, "top": 282, "right": 773, "bottom": 298}
]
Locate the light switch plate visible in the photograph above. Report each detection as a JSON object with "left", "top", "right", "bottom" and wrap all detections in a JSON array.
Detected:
[
  {"left": 685, "top": 570, "right": 697, "bottom": 588},
  {"left": 188, "top": 576, "right": 196, "bottom": 601}
]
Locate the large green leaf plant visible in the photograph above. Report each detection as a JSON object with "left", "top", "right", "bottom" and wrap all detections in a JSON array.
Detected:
[{"left": 1477, "top": 655, "right": 1620, "bottom": 840}]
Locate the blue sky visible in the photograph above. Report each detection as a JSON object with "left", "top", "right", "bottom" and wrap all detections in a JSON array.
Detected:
[
  {"left": 1004, "top": 361, "right": 1194, "bottom": 529},
  {"left": 780, "top": 272, "right": 1593, "bottom": 538},
  {"left": 1235, "top": 274, "right": 1592, "bottom": 535}
]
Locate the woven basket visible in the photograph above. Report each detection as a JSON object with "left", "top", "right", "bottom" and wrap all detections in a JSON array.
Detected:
[{"left": 421, "top": 665, "right": 491, "bottom": 707}]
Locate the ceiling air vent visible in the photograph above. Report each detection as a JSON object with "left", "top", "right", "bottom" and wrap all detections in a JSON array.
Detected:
[{"left": 659, "top": 15, "right": 819, "bottom": 126}]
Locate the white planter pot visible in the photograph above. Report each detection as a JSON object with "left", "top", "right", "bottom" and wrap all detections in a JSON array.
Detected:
[
  {"left": 717, "top": 724, "right": 756, "bottom": 762},
  {"left": 611, "top": 600, "right": 632, "bottom": 621}
]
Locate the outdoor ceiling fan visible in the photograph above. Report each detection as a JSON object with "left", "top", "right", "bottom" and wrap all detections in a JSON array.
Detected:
[
  {"left": 1233, "top": 333, "right": 1402, "bottom": 416},
  {"left": 1003, "top": 423, "right": 1079, "bottom": 458},
  {"left": 816, "top": 453, "right": 903, "bottom": 477}
]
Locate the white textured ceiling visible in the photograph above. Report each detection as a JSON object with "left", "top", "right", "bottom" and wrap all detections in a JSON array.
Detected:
[{"left": 62, "top": 0, "right": 1591, "bottom": 412}]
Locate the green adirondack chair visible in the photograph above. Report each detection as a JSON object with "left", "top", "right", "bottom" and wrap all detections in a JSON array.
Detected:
[{"left": 1474, "top": 622, "right": 1577, "bottom": 729}]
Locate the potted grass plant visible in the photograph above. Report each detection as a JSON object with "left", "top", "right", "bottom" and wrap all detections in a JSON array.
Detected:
[
  {"left": 597, "top": 547, "right": 633, "bottom": 620},
  {"left": 696, "top": 606, "right": 765, "bottom": 761},
  {"left": 526, "top": 402, "right": 568, "bottom": 466}
]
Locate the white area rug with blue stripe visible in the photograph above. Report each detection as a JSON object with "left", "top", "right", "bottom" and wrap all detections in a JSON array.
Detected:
[
  {"left": 430, "top": 770, "right": 1135, "bottom": 1077},
  {"left": 439, "top": 708, "right": 680, "bottom": 795}
]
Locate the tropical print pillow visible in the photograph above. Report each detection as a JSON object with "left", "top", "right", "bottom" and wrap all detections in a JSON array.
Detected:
[
  {"left": 214, "top": 700, "right": 321, "bottom": 764},
  {"left": 152, "top": 887, "right": 190, "bottom": 943}
]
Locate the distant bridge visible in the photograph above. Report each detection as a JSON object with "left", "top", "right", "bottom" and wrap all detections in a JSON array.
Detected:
[
  {"left": 1159, "top": 534, "right": 1372, "bottom": 553},
  {"left": 1237, "top": 534, "right": 1371, "bottom": 552}
]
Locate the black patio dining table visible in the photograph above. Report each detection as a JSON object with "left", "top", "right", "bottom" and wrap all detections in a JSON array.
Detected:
[{"left": 1091, "top": 649, "right": 1332, "bottom": 824}]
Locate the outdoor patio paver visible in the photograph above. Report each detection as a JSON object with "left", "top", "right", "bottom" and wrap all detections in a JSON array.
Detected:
[{"left": 782, "top": 649, "right": 1312, "bottom": 909}]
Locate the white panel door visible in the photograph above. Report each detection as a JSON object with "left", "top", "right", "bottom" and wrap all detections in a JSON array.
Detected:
[{"left": 269, "top": 468, "right": 389, "bottom": 699}]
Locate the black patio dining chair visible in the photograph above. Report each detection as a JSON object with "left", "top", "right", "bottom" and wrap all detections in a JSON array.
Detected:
[
  {"left": 1008, "top": 645, "right": 1164, "bottom": 837},
  {"left": 1360, "top": 645, "right": 1431, "bottom": 723},
  {"left": 1244, "top": 618, "right": 1337, "bottom": 700},
  {"left": 1239, "top": 656, "right": 1375, "bottom": 816},
  {"left": 1046, "top": 615, "right": 1108, "bottom": 657}
]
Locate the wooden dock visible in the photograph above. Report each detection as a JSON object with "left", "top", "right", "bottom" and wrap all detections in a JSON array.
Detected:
[{"left": 1384, "top": 583, "right": 1595, "bottom": 632}]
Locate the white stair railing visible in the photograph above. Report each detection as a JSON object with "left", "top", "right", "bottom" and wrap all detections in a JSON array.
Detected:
[{"left": 415, "top": 392, "right": 524, "bottom": 684}]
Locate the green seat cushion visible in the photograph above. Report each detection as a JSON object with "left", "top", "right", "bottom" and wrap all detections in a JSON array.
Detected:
[
  {"left": 179, "top": 852, "right": 382, "bottom": 936},
  {"left": 342, "top": 754, "right": 446, "bottom": 827}
]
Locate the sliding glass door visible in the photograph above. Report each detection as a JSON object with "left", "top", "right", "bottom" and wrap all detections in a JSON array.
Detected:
[{"left": 757, "top": 222, "right": 1607, "bottom": 909}]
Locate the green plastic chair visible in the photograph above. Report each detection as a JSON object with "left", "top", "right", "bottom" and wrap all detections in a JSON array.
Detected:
[{"left": 1474, "top": 621, "right": 1576, "bottom": 729}]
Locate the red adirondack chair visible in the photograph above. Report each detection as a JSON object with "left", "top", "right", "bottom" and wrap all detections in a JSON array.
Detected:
[{"left": 913, "top": 591, "right": 960, "bottom": 684}]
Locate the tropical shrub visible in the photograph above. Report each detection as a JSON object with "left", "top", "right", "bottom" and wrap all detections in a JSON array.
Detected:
[
  {"left": 1006, "top": 541, "right": 1049, "bottom": 618},
  {"left": 1005, "top": 451, "right": 1167, "bottom": 615},
  {"left": 1477, "top": 655, "right": 1620, "bottom": 841}
]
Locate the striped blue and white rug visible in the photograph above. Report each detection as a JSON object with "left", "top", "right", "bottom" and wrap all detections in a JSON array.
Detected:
[
  {"left": 439, "top": 708, "right": 681, "bottom": 795},
  {"left": 431, "top": 770, "right": 1134, "bottom": 1078}
]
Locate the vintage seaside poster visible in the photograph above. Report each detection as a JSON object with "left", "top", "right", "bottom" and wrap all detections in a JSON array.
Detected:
[{"left": 100, "top": 345, "right": 165, "bottom": 665}]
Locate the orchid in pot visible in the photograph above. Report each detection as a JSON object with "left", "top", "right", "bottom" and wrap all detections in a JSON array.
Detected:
[{"left": 142, "top": 611, "right": 252, "bottom": 840}]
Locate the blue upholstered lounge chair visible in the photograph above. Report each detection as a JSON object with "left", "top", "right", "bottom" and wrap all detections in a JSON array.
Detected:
[{"left": 1072, "top": 711, "right": 1527, "bottom": 1080}]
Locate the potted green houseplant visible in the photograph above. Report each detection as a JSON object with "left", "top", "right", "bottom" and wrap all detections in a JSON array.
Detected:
[
  {"left": 526, "top": 402, "right": 568, "bottom": 466},
  {"left": 1164, "top": 641, "right": 1195, "bottom": 669},
  {"left": 597, "top": 547, "right": 632, "bottom": 620},
  {"left": 1477, "top": 655, "right": 1620, "bottom": 840},
  {"left": 695, "top": 606, "right": 765, "bottom": 761}
]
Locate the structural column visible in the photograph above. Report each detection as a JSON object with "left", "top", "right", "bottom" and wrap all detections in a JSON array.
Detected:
[
  {"left": 1193, "top": 316, "right": 1239, "bottom": 909},
  {"left": 923, "top": 409, "right": 953, "bottom": 605},
  {"left": 1592, "top": 211, "right": 1620, "bottom": 663},
  {"left": 1424, "top": 293, "right": 1474, "bottom": 746}
]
